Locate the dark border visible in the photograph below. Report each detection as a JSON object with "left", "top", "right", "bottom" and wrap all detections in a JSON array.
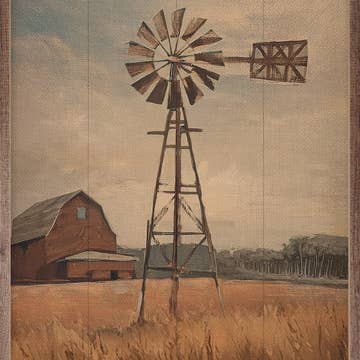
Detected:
[
  {"left": 0, "top": 1, "right": 359, "bottom": 359},
  {"left": 0, "top": 0, "right": 10, "bottom": 359},
  {"left": 350, "top": 1, "right": 360, "bottom": 359}
]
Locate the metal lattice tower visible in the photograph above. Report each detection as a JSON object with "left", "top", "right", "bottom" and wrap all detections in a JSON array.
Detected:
[{"left": 125, "top": 8, "right": 308, "bottom": 322}]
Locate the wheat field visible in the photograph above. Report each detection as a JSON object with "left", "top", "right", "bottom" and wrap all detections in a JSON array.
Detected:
[{"left": 11, "top": 279, "right": 348, "bottom": 359}]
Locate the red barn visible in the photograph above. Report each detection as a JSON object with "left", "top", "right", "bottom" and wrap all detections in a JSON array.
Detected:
[{"left": 11, "top": 190, "right": 137, "bottom": 283}]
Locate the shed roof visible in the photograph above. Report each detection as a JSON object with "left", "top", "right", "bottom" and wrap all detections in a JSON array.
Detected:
[
  {"left": 59, "top": 251, "right": 138, "bottom": 262},
  {"left": 11, "top": 190, "right": 111, "bottom": 245}
]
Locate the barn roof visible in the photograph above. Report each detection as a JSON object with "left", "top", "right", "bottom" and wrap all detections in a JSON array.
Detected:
[
  {"left": 11, "top": 190, "right": 112, "bottom": 245},
  {"left": 59, "top": 251, "right": 138, "bottom": 262}
]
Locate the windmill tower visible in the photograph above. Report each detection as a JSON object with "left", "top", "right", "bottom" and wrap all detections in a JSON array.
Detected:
[{"left": 125, "top": 8, "right": 308, "bottom": 323}]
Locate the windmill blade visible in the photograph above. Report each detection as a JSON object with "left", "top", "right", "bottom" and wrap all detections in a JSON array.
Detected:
[
  {"left": 147, "top": 78, "right": 168, "bottom": 104},
  {"left": 132, "top": 71, "right": 160, "bottom": 94},
  {"left": 192, "top": 65, "right": 220, "bottom": 90},
  {"left": 179, "top": 64, "right": 192, "bottom": 74},
  {"left": 189, "top": 30, "right": 222, "bottom": 49},
  {"left": 128, "top": 41, "right": 155, "bottom": 58},
  {"left": 192, "top": 65, "right": 220, "bottom": 80},
  {"left": 137, "top": 22, "right": 159, "bottom": 49},
  {"left": 168, "top": 80, "right": 183, "bottom": 109},
  {"left": 182, "top": 18, "right": 207, "bottom": 41},
  {"left": 193, "top": 73, "right": 215, "bottom": 90},
  {"left": 153, "top": 9, "right": 170, "bottom": 41},
  {"left": 125, "top": 61, "right": 155, "bottom": 77},
  {"left": 194, "top": 51, "right": 225, "bottom": 66},
  {"left": 171, "top": 8, "right": 185, "bottom": 37},
  {"left": 183, "top": 76, "right": 204, "bottom": 105}
]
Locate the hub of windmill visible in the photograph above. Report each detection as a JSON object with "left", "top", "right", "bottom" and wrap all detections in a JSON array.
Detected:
[{"left": 167, "top": 55, "right": 183, "bottom": 63}]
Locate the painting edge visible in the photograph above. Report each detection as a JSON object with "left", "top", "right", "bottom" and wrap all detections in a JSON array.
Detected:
[
  {"left": 0, "top": 0, "right": 10, "bottom": 359},
  {"left": 0, "top": 1, "right": 359, "bottom": 359},
  {"left": 350, "top": 1, "right": 360, "bottom": 359}
]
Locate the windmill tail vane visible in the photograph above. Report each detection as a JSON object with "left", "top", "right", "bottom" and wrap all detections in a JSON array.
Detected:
[{"left": 125, "top": 8, "right": 308, "bottom": 322}]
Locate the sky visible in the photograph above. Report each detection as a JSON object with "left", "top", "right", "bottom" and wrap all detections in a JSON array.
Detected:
[{"left": 11, "top": 0, "right": 349, "bottom": 249}]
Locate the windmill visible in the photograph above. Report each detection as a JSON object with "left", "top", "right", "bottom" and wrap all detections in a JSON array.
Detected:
[{"left": 125, "top": 8, "right": 308, "bottom": 323}]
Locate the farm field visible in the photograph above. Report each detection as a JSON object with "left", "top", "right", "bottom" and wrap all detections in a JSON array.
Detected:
[{"left": 12, "top": 279, "right": 348, "bottom": 359}]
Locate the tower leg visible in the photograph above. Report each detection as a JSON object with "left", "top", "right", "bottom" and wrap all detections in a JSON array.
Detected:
[
  {"left": 137, "top": 110, "right": 173, "bottom": 323},
  {"left": 137, "top": 220, "right": 150, "bottom": 323},
  {"left": 181, "top": 106, "right": 225, "bottom": 313},
  {"left": 169, "top": 272, "right": 179, "bottom": 316},
  {"left": 169, "top": 107, "right": 182, "bottom": 317}
]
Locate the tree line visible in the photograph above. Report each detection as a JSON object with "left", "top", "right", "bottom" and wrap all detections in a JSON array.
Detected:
[{"left": 217, "top": 234, "right": 348, "bottom": 279}]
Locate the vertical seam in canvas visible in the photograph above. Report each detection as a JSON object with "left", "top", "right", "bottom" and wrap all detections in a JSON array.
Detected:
[
  {"left": 262, "top": 0, "right": 265, "bottom": 358},
  {"left": 87, "top": 0, "right": 90, "bottom": 358},
  {"left": 175, "top": 0, "right": 178, "bottom": 354}
]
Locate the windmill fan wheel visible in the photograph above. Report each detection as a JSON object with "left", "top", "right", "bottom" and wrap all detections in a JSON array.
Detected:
[{"left": 126, "top": 8, "right": 224, "bottom": 109}]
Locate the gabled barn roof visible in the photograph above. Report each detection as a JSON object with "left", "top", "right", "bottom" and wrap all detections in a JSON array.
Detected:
[{"left": 12, "top": 190, "right": 113, "bottom": 245}]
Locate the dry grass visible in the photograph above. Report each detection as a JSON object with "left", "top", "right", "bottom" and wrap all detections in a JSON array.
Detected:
[{"left": 11, "top": 279, "right": 348, "bottom": 359}]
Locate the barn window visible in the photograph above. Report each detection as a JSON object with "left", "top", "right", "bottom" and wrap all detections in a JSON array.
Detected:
[{"left": 77, "top": 207, "right": 87, "bottom": 220}]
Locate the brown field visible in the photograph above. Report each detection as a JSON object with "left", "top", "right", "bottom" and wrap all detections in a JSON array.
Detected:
[{"left": 11, "top": 279, "right": 348, "bottom": 360}]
